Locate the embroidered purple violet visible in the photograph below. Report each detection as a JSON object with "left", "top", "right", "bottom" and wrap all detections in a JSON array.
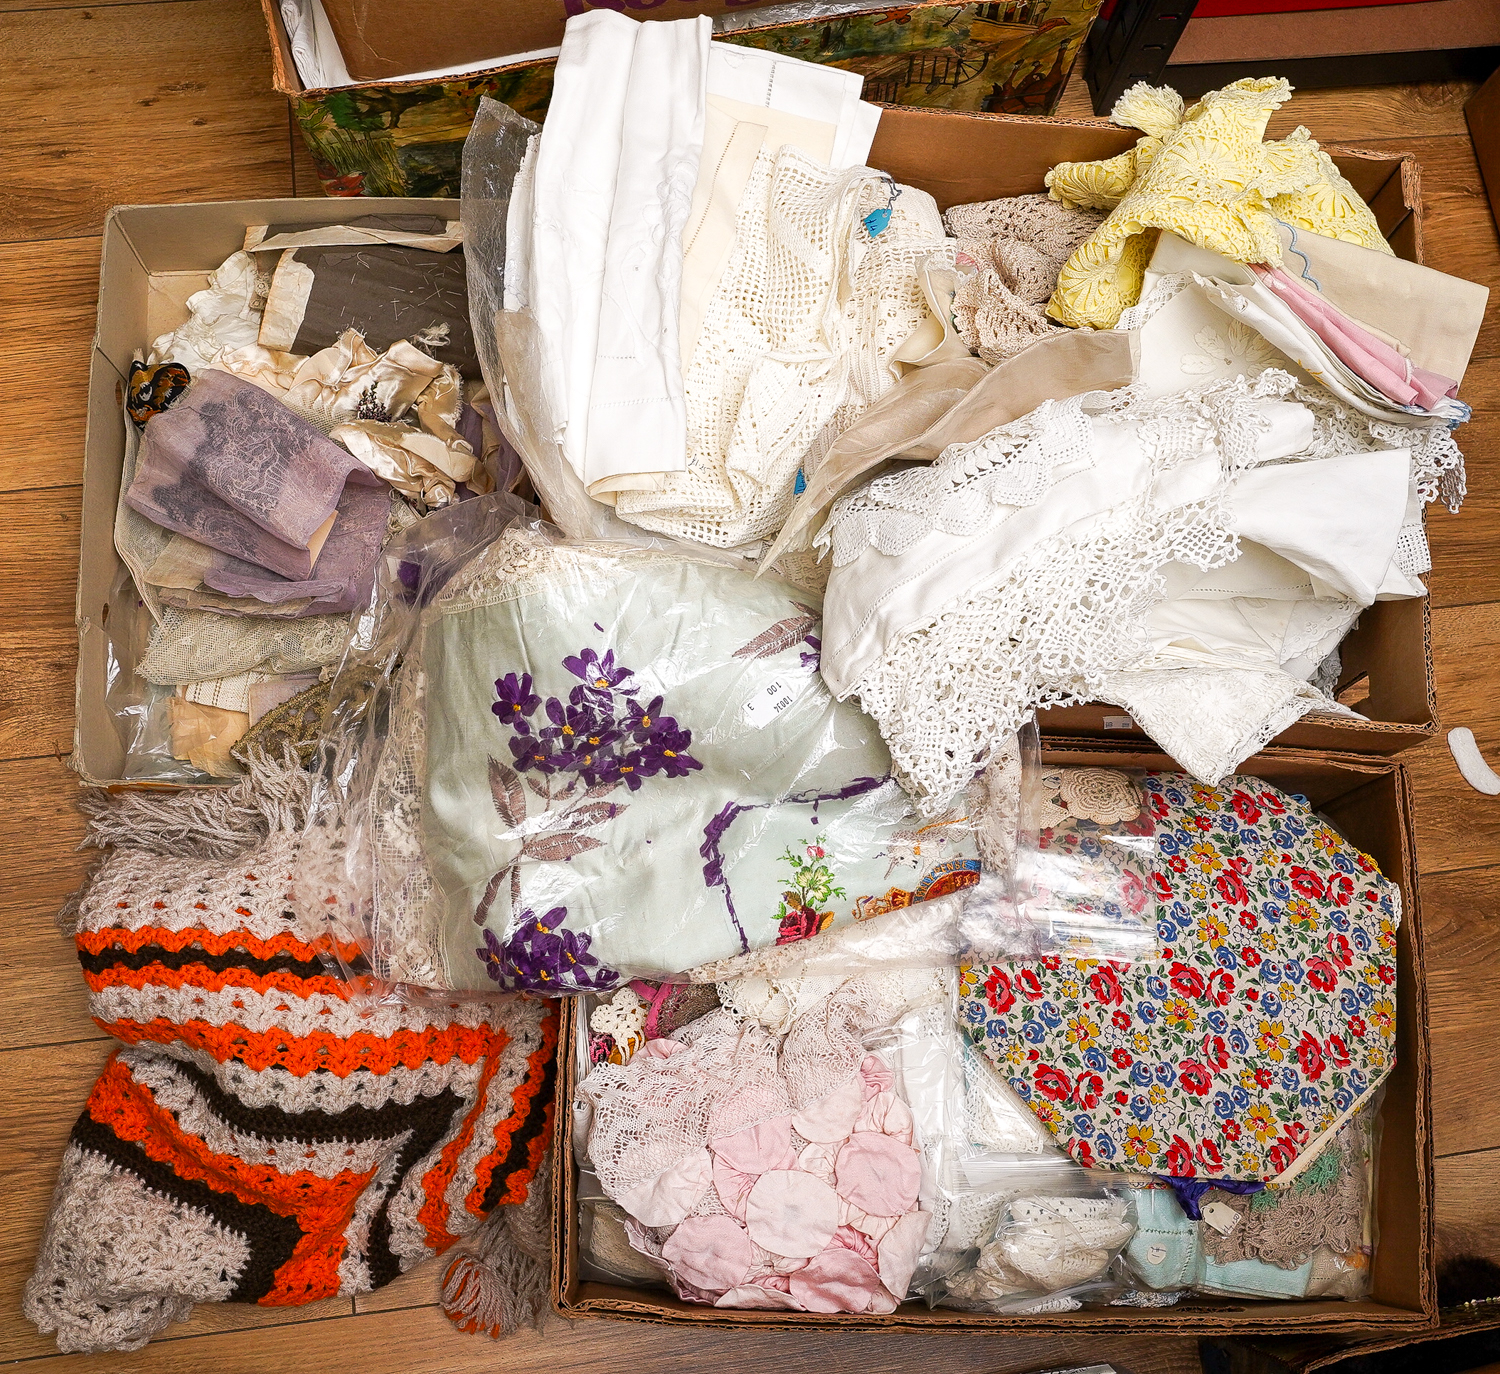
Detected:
[
  {"left": 478, "top": 908, "right": 618, "bottom": 992},
  {"left": 624, "top": 695, "right": 665, "bottom": 742},
  {"left": 563, "top": 647, "right": 633, "bottom": 696},
  {"left": 493, "top": 643, "right": 700, "bottom": 793},
  {"left": 636, "top": 720, "right": 702, "bottom": 780},
  {"left": 492, "top": 672, "right": 541, "bottom": 733},
  {"left": 508, "top": 732, "right": 562, "bottom": 774}
]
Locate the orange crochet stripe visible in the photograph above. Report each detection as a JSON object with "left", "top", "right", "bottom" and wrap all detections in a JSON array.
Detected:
[
  {"left": 84, "top": 962, "right": 355, "bottom": 1002},
  {"left": 77, "top": 923, "right": 364, "bottom": 966},
  {"left": 87, "top": 1055, "right": 375, "bottom": 1305},
  {"left": 466, "top": 1004, "right": 559, "bottom": 1218},
  {"left": 95, "top": 1016, "right": 497, "bottom": 1077},
  {"left": 416, "top": 1032, "right": 507, "bottom": 1253}
]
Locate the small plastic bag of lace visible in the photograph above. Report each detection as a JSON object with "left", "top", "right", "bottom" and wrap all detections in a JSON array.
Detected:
[
  {"left": 1190, "top": 1090, "right": 1383, "bottom": 1303},
  {"left": 998, "top": 730, "right": 1162, "bottom": 961},
  {"left": 860, "top": 982, "right": 1059, "bottom": 1302},
  {"left": 918, "top": 1157, "right": 1136, "bottom": 1313}
]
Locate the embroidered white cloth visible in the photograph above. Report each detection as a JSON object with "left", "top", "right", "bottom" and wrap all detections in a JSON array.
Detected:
[
  {"left": 817, "top": 368, "right": 1433, "bottom": 807},
  {"left": 528, "top": 12, "right": 709, "bottom": 501},
  {"left": 614, "top": 149, "right": 951, "bottom": 550}
]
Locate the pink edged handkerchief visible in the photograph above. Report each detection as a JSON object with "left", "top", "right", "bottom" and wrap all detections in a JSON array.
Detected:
[
  {"left": 660, "top": 1214, "right": 756, "bottom": 1295},
  {"left": 788, "top": 1249, "right": 888, "bottom": 1313},
  {"left": 791, "top": 1072, "right": 864, "bottom": 1143},
  {"left": 853, "top": 1090, "right": 916, "bottom": 1146},
  {"left": 616, "top": 1147, "right": 714, "bottom": 1227},
  {"left": 710, "top": 1115, "right": 798, "bottom": 1174}
]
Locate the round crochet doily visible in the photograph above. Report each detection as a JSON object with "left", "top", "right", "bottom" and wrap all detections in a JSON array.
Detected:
[{"left": 1057, "top": 768, "right": 1141, "bottom": 824}]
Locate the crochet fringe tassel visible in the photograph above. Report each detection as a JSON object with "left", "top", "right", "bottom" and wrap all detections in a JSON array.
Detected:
[
  {"left": 441, "top": 1161, "right": 552, "bottom": 1338},
  {"left": 59, "top": 750, "right": 316, "bottom": 933}
]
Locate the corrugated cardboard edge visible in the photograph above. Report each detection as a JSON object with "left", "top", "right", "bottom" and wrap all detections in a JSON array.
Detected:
[
  {"left": 551, "top": 744, "right": 1435, "bottom": 1335},
  {"left": 1468, "top": 66, "right": 1500, "bottom": 235}
]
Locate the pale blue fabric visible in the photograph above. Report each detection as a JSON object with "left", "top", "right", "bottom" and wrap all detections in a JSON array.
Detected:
[
  {"left": 408, "top": 537, "right": 979, "bottom": 992},
  {"left": 1123, "top": 1187, "right": 1315, "bottom": 1299}
]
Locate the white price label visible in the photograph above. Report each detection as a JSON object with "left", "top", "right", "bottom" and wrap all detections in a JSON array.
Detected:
[
  {"left": 1103, "top": 714, "right": 1136, "bottom": 730},
  {"left": 1202, "top": 1201, "right": 1241, "bottom": 1236},
  {"left": 1146, "top": 1244, "right": 1168, "bottom": 1265},
  {"left": 742, "top": 676, "right": 800, "bottom": 729}
]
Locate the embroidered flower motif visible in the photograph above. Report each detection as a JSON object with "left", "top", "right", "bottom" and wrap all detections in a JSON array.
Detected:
[
  {"left": 492, "top": 672, "right": 541, "bottom": 733},
  {"left": 773, "top": 836, "right": 845, "bottom": 945},
  {"left": 478, "top": 908, "right": 619, "bottom": 992},
  {"left": 494, "top": 642, "right": 702, "bottom": 795},
  {"left": 1178, "top": 320, "right": 1283, "bottom": 381},
  {"left": 563, "top": 647, "right": 633, "bottom": 695}
]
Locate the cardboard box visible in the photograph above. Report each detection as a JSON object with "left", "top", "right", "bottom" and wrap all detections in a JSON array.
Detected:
[
  {"left": 72, "top": 197, "right": 461, "bottom": 789},
  {"left": 293, "top": 0, "right": 1106, "bottom": 113},
  {"left": 74, "top": 132, "right": 1432, "bottom": 783},
  {"left": 262, "top": 1, "right": 1109, "bottom": 198},
  {"left": 1469, "top": 65, "right": 1500, "bottom": 237},
  {"left": 1162, "top": 0, "right": 1500, "bottom": 98},
  {"left": 860, "top": 111, "right": 1433, "bottom": 757},
  {"left": 552, "top": 743, "right": 1435, "bottom": 1334}
]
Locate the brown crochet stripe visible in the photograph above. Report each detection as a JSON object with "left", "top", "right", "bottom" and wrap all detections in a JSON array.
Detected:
[
  {"left": 477, "top": 1012, "right": 558, "bottom": 1215},
  {"left": 79, "top": 943, "right": 331, "bottom": 982}
]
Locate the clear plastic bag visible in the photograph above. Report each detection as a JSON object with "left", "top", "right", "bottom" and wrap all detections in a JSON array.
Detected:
[
  {"left": 463, "top": 97, "right": 662, "bottom": 546},
  {"left": 1122, "top": 1092, "right": 1381, "bottom": 1303},
  {"left": 574, "top": 966, "right": 950, "bottom": 1312},
  {"left": 989, "top": 725, "right": 1162, "bottom": 961},
  {"left": 919, "top": 1157, "right": 1136, "bottom": 1314},
  {"left": 306, "top": 493, "right": 1011, "bottom": 997}
]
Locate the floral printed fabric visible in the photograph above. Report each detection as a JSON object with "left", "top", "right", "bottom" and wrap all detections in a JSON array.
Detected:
[{"left": 959, "top": 773, "right": 1400, "bottom": 1182}]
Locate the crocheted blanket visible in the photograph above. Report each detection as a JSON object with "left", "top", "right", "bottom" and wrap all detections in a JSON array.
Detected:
[{"left": 23, "top": 761, "right": 558, "bottom": 1355}]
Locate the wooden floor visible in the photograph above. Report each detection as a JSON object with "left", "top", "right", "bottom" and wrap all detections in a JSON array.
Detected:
[{"left": 1, "top": 7, "right": 1498, "bottom": 1370}]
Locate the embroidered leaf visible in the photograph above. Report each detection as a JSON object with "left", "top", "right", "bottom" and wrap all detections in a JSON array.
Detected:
[
  {"left": 474, "top": 863, "right": 512, "bottom": 925},
  {"left": 521, "top": 831, "right": 604, "bottom": 862},
  {"left": 488, "top": 756, "right": 526, "bottom": 827},
  {"left": 566, "top": 801, "right": 622, "bottom": 830},
  {"left": 731, "top": 612, "right": 818, "bottom": 661},
  {"left": 585, "top": 780, "right": 619, "bottom": 800},
  {"left": 525, "top": 776, "right": 550, "bottom": 799}
]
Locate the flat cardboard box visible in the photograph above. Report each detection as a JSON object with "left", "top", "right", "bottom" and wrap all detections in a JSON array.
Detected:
[
  {"left": 75, "top": 126, "right": 1432, "bottom": 784},
  {"left": 552, "top": 743, "right": 1435, "bottom": 1335},
  {"left": 1170, "top": 0, "right": 1500, "bottom": 64},
  {"left": 1203, "top": 1304, "right": 1500, "bottom": 1372},
  {"left": 1163, "top": 0, "right": 1500, "bottom": 97},
  {"left": 72, "top": 197, "right": 461, "bottom": 789}
]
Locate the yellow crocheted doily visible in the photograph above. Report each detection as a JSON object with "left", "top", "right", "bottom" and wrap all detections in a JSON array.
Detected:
[{"left": 1045, "top": 77, "right": 1393, "bottom": 330}]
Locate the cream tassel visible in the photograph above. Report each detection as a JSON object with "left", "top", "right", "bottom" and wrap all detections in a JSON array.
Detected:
[{"left": 441, "top": 1158, "right": 552, "bottom": 1338}]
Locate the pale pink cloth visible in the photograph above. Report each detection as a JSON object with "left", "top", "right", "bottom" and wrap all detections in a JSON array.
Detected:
[
  {"left": 616, "top": 1057, "right": 928, "bottom": 1314},
  {"left": 1251, "top": 264, "right": 1458, "bottom": 411}
]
